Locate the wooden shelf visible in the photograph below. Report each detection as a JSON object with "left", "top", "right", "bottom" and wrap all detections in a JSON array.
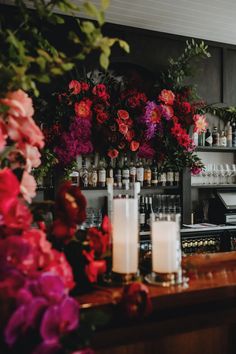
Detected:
[
  {"left": 81, "top": 185, "right": 180, "bottom": 191},
  {"left": 196, "top": 146, "right": 236, "bottom": 152}
]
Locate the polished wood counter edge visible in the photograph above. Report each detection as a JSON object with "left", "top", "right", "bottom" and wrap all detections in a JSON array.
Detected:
[{"left": 78, "top": 251, "right": 236, "bottom": 310}]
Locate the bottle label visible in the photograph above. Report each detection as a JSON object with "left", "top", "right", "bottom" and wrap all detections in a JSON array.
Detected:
[
  {"left": 139, "top": 213, "right": 145, "bottom": 225},
  {"left": 107, "top": 169, "right": 113, "bottom": 178},
  {"left": 81, "top": 172, "right": 88, "bottom": 187},
  {"left": 98, "top": 170, "right": 106, "bottom": 183},
  {"left": 91, "top": 172, "right": 98, "bottom": 186},
  {"left": 174, "top": 172, "right": 179, "bottom": 182},
  {"left": 122, "top": 169, "right": 129, "bottom": 179},
  {"left": 205, "top": 135, "right": 213, "bottom": 145},
  {"left": 220, "top": 137, "right": 227, "bottom": 147},
  {"left": 137, "top": 168, "right": 144, "bottom": 181},
  {"left": 144, "top": 170, "right": 151, "bottom": 182},
  {"left": 161, "top": 173, "right": 166, "bottom": 183},
  {"left": 167, "top": 171, "right": 174, "bottom": 182},
  {"left": 130, "top": 167, "right": 136, "bottom": 177}
]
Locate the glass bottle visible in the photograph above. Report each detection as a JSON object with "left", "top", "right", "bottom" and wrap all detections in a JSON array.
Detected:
[
  {"left": 219, "top": 130, "right": 227, "bottom": 147},
  {"left": 232, "top": 121, "right": 236, "bottom": 147},
  {"left": 144, "top": 159, "right": 151, "bottom": 187},
  {"left": 98, "top": 157, "right": 106, "bottom": 188},
  {"left": 69, "top": 169, "right": 79, "bottom": 186},
  {"left": 205, "top": 128, "right": 213, "bottom": 147},
  {"left": 136, "top": 158, "right": 144, "bottom": 187},
  {"left": 106, "top": 158, "right": 114, "bottom": 186},
  {"left": 226, "top": 121, "right": 232, "bottom": 147},
  {"left": 114, "top": 158, "right": 122, "bottom": 188},
  {"left": 129, "top": 157, "right": 137, "bottom": 184},
  {"left": 151, "top": 159, "right": 158, "bottom": 187},
  {"left": 88, "top": 156, "right": 98, "bottom": 188},
  {"left": 212, "top": 126, "right": 219, "bottom": 146},
  {"left": 79, "top": 157, "right": 88, "bottom": 188},
  {"left": 139, "top": 196, "right": 146, "bottom": 232},
  {"left": 122, "top": 155, "right": 130, "bottom": 189}
]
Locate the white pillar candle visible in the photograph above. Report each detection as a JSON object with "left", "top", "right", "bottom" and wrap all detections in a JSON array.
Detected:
[
  {"left": 112, "top": 198, "right": 138, "bottom": 274},
  {"left": 152, "top": 221, "right": 178, "bottom": 273}
]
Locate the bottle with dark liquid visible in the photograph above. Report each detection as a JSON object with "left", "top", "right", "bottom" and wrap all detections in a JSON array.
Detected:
[
  {"left": 144, "top": 160, "right": 151, "bottom": 187},
  {"left": 79, "top": 157, "right": 88, "bottom": 188},
  {"left": 114, "top": 158, "right": 122, "bottom": 188},
  {"left": 139, "top": 196, "right": 146, "bottom": 232},
  {"left": 151, "top": 159, "right": 158, "bottom": 187},
  {"left": 205, "top": 128, "right": 213, "bottom": 147},
  {"left": 98, "top": 157, "right": 106, "bottom": 188},
  {"left": 122, "top": 155, "right": 130, "bottom": 189},
  {"left": 88, "top": 156, "right": 98, "bottom": 188},
  {"left": 106, "top": 158, "right": 114, "bottom": 186}
]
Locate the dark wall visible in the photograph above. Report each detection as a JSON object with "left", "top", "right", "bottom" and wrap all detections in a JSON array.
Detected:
[{"left": 98, "top": 22, "right": 236, "bottom": 106}]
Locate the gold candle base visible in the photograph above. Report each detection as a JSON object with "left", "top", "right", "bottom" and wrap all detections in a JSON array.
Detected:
[
  {"left": 112, "top": 272, "right": 139, "bottom": 285},
  {"left": 145, "top": 270, "right": 189, "bottom": 287}
]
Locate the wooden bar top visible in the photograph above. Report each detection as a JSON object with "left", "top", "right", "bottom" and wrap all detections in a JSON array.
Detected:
[
  {"left": 77, "top": 252, "right": 236, "bottom": 354},
  {"left": 78, "top": 251, "right": 236, "bottom": 311}
]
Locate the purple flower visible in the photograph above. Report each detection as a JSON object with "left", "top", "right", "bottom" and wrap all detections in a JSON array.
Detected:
[
  {"left": 40, "top": 297, "right": 80, "bottom": 343},
  {"left": 5, "top": 305, "right": 26, "bottom": 346},
  {"left": 38, "top": 273, "right": 67, "bottom": 303},
  {"left": 137, "top": 143, "right": 155, "bottom": 159},
  {"left": 160, "top": 104, "right": 174, "bottom": 120},
  {"left": 141, "top": 101, "right": 162, "bottom": 140}
]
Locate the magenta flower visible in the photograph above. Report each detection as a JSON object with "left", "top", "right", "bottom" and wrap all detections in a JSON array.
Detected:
[
  {"left": 137, "top": 143, "right": 155, "bottom": 159},
  {"left": 33, "top": 342, "right": 62, "bottom": 354},
  {"left": 141, "top": 101, "right": 162, "bottom": 140},
  {"left": 40, "top": 297, "right": 80, "bottom": 343}
]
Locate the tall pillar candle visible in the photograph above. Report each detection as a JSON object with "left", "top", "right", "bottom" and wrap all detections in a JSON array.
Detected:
[
  {"left": 152, "top": 221, "right": 178, "bottom": 273},
  {"left": 112, "top": 198, "right": 138, "bottom": 274}
]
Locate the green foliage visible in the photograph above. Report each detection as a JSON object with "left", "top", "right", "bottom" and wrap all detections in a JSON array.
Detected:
[
  {"left": 197, "top": 104, "right": 236, "bottom": 123},
  {"left": 161, "top": 39, "right": 211, "bottom": 90},
  {"left": 0, "top": 0, "right": 129, "bottom": 96}
]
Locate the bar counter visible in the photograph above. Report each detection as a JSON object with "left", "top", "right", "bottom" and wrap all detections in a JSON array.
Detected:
[{"left": 78, "top": 252, "right": 236, "bottom": 354}]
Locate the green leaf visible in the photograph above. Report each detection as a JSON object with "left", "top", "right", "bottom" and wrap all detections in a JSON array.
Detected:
[
  {"left": 50, "top": 67, "right": 63, "bottom": 75},
  {"left": 99, "top": 52, "right": 109, "bottom": 69},
  {"left": 81, "top": 21, "right": 95, "bottom": 34},
  {"left": 61, "top": 62, "right": 74, "bottom": 71},
  {"left": 118, "top": 39, "right": 130, "bottom": 53},
  {"left": 83, "top": 2, "right": 104, "bottom": 25}
]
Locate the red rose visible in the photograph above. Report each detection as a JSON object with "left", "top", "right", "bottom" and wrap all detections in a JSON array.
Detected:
[
  {"left": 118, "top": 141, "right": 126, "bottom": 150},
  {"left": 181, "top": 101, "right": 191, "bottom": 114},
  {"left": 94, "top": 103, "right": 105, "bottom": 113},
  {"left": 159, "top": 89, "right": 175, "bottom": 105},
  {"left": 96, "top": 112, "right": 108, "bottom": 124},
  {"left": 118, "top": 123, "right": 128, "bottom": 135},
  {"left": 74, "top": 99, "right": 92, "bottom": 119},
  {"left": 107, "top": 149, "right": 119, "bottom": 159},
  {"left": 125, "top": 129, "right": 135, "bottom": 142},
  {"left": 120, "top": 282, "right": 152, "bottom": 319},
  {"left": 69, "top": 80, "right": 81, "bottom": 95},
  {"left": 92, "top": 84, "right": 109, "bottom": 100},
  {"left": 81, "top": 82, "right": 90, "bottom": 91},
  {"left": 117, "top": 109, "right": 129, "bottom": 120},
  {"left": 130, "top": 140, "right": 140, "bottom": 151},
  {"left": 55, "top": 181, "right": 87, "bottom": 226}
]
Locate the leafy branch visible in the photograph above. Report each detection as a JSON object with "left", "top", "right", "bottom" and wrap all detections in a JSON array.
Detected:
[
  {"left": 0, "top": 0, "right": 130, "bottom": 96},
  {"left": 161, "top": 39, "right": 211, "bottom": 90}
]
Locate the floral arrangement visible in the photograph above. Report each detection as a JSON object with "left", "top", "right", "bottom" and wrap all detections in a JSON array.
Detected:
[{"left": 40, "top": 75, "right": 206, "bottom": 175}]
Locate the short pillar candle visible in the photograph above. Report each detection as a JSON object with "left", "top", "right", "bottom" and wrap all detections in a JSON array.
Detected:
[{"left": 152, "top": 220, "right": 178, "bottom": 273}]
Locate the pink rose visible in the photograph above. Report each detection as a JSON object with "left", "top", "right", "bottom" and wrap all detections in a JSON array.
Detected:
[
  {"left": 0, "top": 89, "right": 34, "bottom": 117},
  {"left": 8, "top": 114, "right": 44, "bottom": 149},
  {"left": 130, "top": 140, "right": 140, "bottom": 151},
  {"left": 19, "top": 144, "right": 41, "bottom": 172},
  {"left": 20, "top": 171, "right": 37, "bottom": 203},
  {"left": 159, "top": 89, "right": 175, "bottom": 105}
]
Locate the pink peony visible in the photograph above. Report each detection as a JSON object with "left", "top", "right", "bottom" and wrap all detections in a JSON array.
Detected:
[
  {"left": 20, "top": 171, "right": 37, "bottom": 203},
  {"left": 0, "top": 89, "right": 34, "bottom": 118}
]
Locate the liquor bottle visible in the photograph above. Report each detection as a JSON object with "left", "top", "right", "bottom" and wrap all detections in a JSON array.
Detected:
[
  {"left": 205, "top": 128, "right": 213, "bottom": 147},
  {"left": 160, "top": 169, "right": 167, "bottom": 187},
  {"left": 139, "top": 196, "right": 146, "bottom": 232},
  {"left": 136, "top": 158, "right": 144, "bottom": 187},
  {"left": 144, "top": 196, "right": 153, "bottom": 231},
  {"left": 232, "top": 121, "right": 236, "bottom": 147},
  {"left": 114, "top": 159, "right": 122, "bottom": 188},
  {"left": 106, "top": 158, "right": 114, "bottom": 186},
  {"left": 166, "top": 167, "right": 174, "bottom": 186},
  {"left": 79, "top": 157, "right": 88, "bottom": 188},
  {"left": 212, "top": 126, "right": 219, "bottom": 146},
  {"left": 226, "top": 121, "right": 232, "bottom": 147},
  {"left": 122, "top": 155, "right": 130, "bottom": 189},
  {"left": 98, "top": 157, "right": 106, "bottom": 188},
  {"left": 129, "top": 157, "right": 137, "bottom": 184},
  {"left": 69, "top": 169, "right": 79, "bottom": 186},
  {"left": 151, "top": 160, "right": 158, "bottom": 187},
  {"left": 88, "top": 157, "right": 98, "bottom": 188},
  {"left": 192, "top": 131, "right": 199, "bottom": 146},
  {"left": 219, "top": 130, "right": 227, "bottom": 147},
  {"left": 144, "top": 160, "right": 151, "bottom": 187},
  {"left": 173, "top": 169, "right": 180, "bottom": 186}
]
